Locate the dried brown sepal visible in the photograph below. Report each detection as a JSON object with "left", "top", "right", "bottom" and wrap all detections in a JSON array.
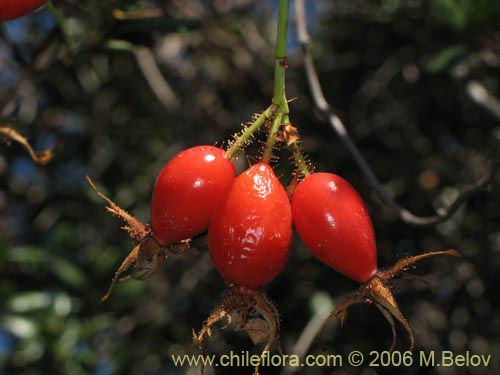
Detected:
[
  {"left": 321, "top": 249, "right": 460, "bottom": 351},
  {"left": 240, "top": 317, "right": 269, "bottom": 345},
  {"left": 381, "top": 249, "right": 460, "bottom": 280},
  {"left": 99, "top": 236, "right": 199, "bottom": 302},
  {"left": 87, "top": 175, "right": 201, "bottom": 302},
  {"left": 87, "top": 176, "right": 167, "bottom": 302},
  {"left": 0, "top": 125, "right": 54, "bottom": 165},
  {"left": 275, "top": 124, "right": 299, "bottom": 145},
  {"left": 193, "top": 286, "right": 281, "bottom": 375},
  {"left": 169, "top": 239, "right": 191, "bottom": 254},
  {"left": 375, "top": 304, "right": 398, "bottom": 351},
  {"left": 281, "top": 124, "right": 300, "bottom": 145},
  {"left": 86, "top": 175, "right": 148, "bottom": 242},
  {"left": 368, "top": 277, "right": 414, "bottom": 349},
  {"left": 99, "top": 236, "right": 167, "bottom": 303}
]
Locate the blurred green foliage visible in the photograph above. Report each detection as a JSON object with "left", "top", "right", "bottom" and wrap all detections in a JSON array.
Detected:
[
  {"left": 427, "top": 0, "right": 500, "bottom": 30},
  {"left": 1, "top": 0, "right": 499, "bottom": 374}
]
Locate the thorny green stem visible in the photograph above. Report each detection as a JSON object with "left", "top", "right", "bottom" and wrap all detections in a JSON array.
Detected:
[
  {"left": 262, "top": 112, "right": 283, "bottom": 164},
  {"left": 225, "top": 105, "right": 275, "bottom": 160},
  {"left": 224, "top": 0, "right": 294, "bottom": 164},
  {"left": 289, "top": 142, "right": 312, "bottom": 177}
]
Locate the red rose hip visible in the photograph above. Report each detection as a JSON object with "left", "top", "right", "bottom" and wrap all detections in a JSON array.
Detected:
[
  {"left": 0, "top": 0, "right": 47, "bottom": 20},
  {"left": 195, "top": 162, "right": 292, "bottom": 368},
  {"left": 151, "top": 145, "right": 236, "bottom": 245},
  {"left": 292, "top": 172, "right": 377, "bottom": 283},
  {"left": 93, "top": 145, "right": 236, "bottom": 302},
  {"left": 291, "top": 172, "right": 459, "bottom": 350},
  {"left": 209, "top": 162, "right": 292, "bottom": 288}
]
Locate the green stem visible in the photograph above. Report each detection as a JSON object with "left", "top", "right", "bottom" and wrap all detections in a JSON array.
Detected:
[
  {"left": 225, "top": 105, "right": 275, "bottom": 159},
  {"left": 262, "top": 112, "right": 283, "bottom": 163},
  {"left": 262, "top": 0, "right": 290, "bottom": 164},
  {"left": 223, "top": 0, "right": 291, "bottom": 163},
  {"left": 289, "top": 142, "right": 312, "bottom": 177},
  {"left": 271, "top": 0, "right": 290, "bottom": 109}
]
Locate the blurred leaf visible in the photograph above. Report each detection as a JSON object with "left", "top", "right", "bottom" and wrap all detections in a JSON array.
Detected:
[
  {"left": 7, "top": 292, "right": 52, "bottom": 313},
  {"left": 428, "top": 0, "right": 470, "bottom": 30},
  {"left": 48, "top": 222, "right": 82, "bottom": 253},
  {"left": 7, "top": 247, "right": 51, "bottom": 265},
  {"left": 112, "top": 275, "right": 145, "bottom": 301},
  {"left": 15, "top": 338, "right": 44, "bottom": 364},
  {"left": 80, "top": 315, "right": 113, "bottom": 336},
  {"left": 85, "top": 245, "right": 126, "bottom": 276},
  {"left": 54, "top": 320, "right": 80, "bottom": 359},
  {"left": 106, "top": 39, "right": 135, "bottom": 53},
  {"left": 49, "top": 258, "right": 88, "bottom": 289},
  {"left": 7, "top": 291, "right": 75, "bottom": 318},
  {"left": 8, "top": 247, "right": 88, "bottom": 289},
  {"left": 428, "top": 0, "right": 500, "bottom": 29},
  {"left": 425, "top": 45, "right": 471, "bottom": 73},
  {"left": 0, "top": 315, "right": 37, "bottom": 339},
  {"left": 53, "top": 293, "right": 73, "bottom": 317}
]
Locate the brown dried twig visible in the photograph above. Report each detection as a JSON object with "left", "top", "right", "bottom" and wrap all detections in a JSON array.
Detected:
[{"left": 0, "top": 125, "right": 54, "bottom": 165}]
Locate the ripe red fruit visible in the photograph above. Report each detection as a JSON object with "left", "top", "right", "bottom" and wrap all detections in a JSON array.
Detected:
[
  {"left": 195, "top": 163, "right": 291, "bottom": 370},
  {"left": 291, "top": 172, "right": 459, "bottom": 349},
  {"left": 0, "top": 0, "right": 47, "bottom": 20},
  {"left": 292, "top": 172, "right": 377, "bottom": 283},
  {"left": 151, "top": 145, "right": 236, "bottom": 245},
  {"left": 209, "top": 163, "right": 292, "bottom": 288},
  {"left": 94, "top": 145, "right": 235, "bottom": 302}
]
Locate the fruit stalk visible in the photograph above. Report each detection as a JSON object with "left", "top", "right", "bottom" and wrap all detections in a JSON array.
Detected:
[
  {"left": 289, "top": 141, "right": 312, "bottom": 178},
  {"left": 262, "top": 0, "right": 290, "bottom": 164},
  {"left": 271, "top": 0, "right": 290, "bottom": 109},
  {"left": 225, "top": 105, "right": 275, "bottom": 160}
]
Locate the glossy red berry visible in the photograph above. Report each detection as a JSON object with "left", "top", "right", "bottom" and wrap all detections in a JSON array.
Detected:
[
  {"left": 209, "top": 163, "right": 292, "bottom": 288},
  {"left": 292, "top": 172, "right": 377, "bottom": 283},
  {"left": 151, "top": 145, "right": 236, "bottom": 245},
  {"left": 0, "top": 0, "right": 46, "bottom": 20}
]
